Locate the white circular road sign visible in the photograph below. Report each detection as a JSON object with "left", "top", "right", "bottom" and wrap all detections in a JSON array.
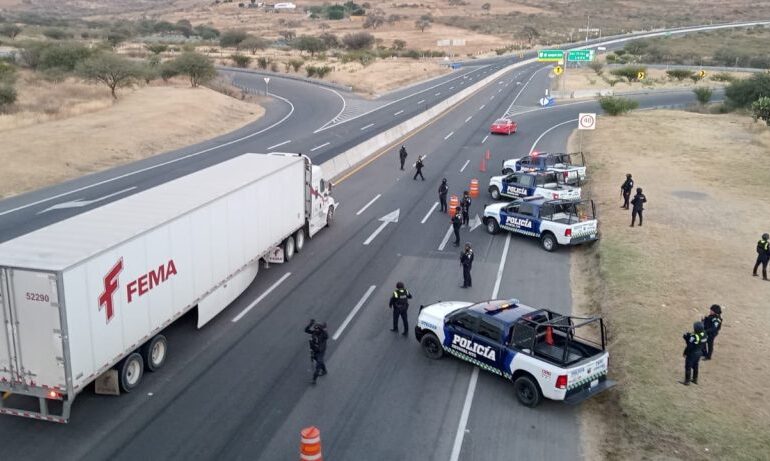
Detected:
[{"left": 578, "top": 113, "right": 596, "bottom": 130}]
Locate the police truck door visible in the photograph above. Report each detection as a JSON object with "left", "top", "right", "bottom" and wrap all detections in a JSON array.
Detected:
[{"left": 472, "top": 317, "right": 504, "bottom": 371}]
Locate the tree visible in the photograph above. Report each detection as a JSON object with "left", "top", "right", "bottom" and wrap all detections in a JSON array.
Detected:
[
  {"left": 481, "top": 3, "right": 491, "bottom": 12},
  {"left": 326, "top": 5, "right": 345, "bottom": 20},
  {"left": 171, "top": 52, "right": 216, "bottom": 87},
  {"left": 599, "top": 96, "right": 639, "bottom": 115},
  {"left": 219, "top": 29, "right": 249, "bottom": 48},
  {"left": 342, "top": 32, "right": 374, "bottom": 50},
  {"left": 666, "top": 69, "right": 694, "bottom": 81},
  {"left": 77, "top": 52, "right": 141, "bottom": 99},
  {"left": 145, "top": 44, "right": 169, "bottom": 55},
  {"left": 194, "top": 24, "right": 220, "bottom": 40},
  {"left": 230, "top": 53, "right": 251, "bottom": 68},
  {"left": 239, "top": 36, "right": 269, "bottom": 54},
  {"left": 693, "top": 87, "right": 713, "bottom": 105},
  {"left": 521, "top": 25, "right": 539, "bottom": 44},
  {"left": 392, "top": 39, "right": 406, "bottom": 50},
  {"left": 0, "top": 23, "right": 21, "bottom": 39},
  {"left": 363, "top": 10, "right": 386, "bottom": 29},
  {"left": 415, "top": 19, "right": 432, "bottom": 33},
  {"left": 292, "top": 35, "right": 326, "bottom": 57},
  {"left": 752, "top": 96, "right": 770, "bottom": 125},
  {"left": 106, "top": 30, "right": 130, "bottom": 47}
]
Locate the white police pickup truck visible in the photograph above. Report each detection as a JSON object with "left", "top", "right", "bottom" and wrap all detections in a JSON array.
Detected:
[
  {"left": 483, "top": 196, "right": 598, "bottom": 251},
  {"left": 415, "top": 299, "right": 614, "bottom": 407},
  {"left": 502, "top": 152, "right": 587, "bottom": 186},
  {"left": 488, "top": 170, "right": 581, "bottom": 201}
]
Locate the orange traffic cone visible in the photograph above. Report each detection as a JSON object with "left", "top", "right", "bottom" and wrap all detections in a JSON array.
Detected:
[
  {"left": 545, "top": 326, "right": 554, "bottom": 346},
  {"left": 300, "top": 426, "right": 323, "bottom": 461},
  {"left": 479, "top": 157, "right": 487, "bottom": 172},
  {"left": 469, "top": 179, "right": 479, "bottom": 198},
  {"left": 485, "top": 148, "right": 491, "bottom": 160},
  {"left": 449, "top": 195, "right": 460, "bottom": 218}
]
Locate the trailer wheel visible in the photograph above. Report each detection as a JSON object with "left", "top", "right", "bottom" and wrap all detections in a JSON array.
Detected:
[
  {"left": 489, "top": 186, "right": 501, "bottom": 200},
  {"left": 513, "top": 375, "right": 542, "bottom": 407},
  {"left": 326, "top": 206, "right": 335, "bottom": 227},
  {"left": 283, "top": 236, "right": 295, "bottom": 261},
  {"left": 486, "top": 218, "right": 500, "bottom": 234},
  {"left": 141, "top": 335, "right": 167, "bottom": 372},
  {"left": 420, "top": 333, "right": 444, "bottom": 360},
  {"left": 294, "top": 228, "right": 306, "bottom": 252},
  {"left": 119, "top": 353, "right": 144, "bottom": 393},
  {"left": 541, "top": 232, "right": 557, "bottom": 252}
]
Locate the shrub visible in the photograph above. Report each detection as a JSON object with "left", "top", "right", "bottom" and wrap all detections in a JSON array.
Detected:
[
  {"left": 306, "top": 65, "right": 332, "bottom": 78},
  {"left": 42, "top": 27, "right": 73, "bottom": 40},
  {"left": 171, "top": 51, "right": 216, "bottom": 87},
  {"left": 145, "top": 44, "right": 169, "bottom": 55},
  {"left": 587, "top": 60, "right": 604, "bottom": 75},
  {"left": 0, "top": 61, "right": 17, "bottom": 84},
  {"left": 606, "top": 53, "right": 617, "bottom": 63},
  {"left": 609, "top": 65, "right": 647, "bottom": 82},
  {"left": 0, "top": 23, "right": 22, "bottom": 39},
  {"left": 342, "top": 32, "right": 374, "bottom": 50},
  {"left": 159, "top": 61, "right": 179, "bottom": 81},
  {"left": 256, "top": 57, "right": 269, "bottom": 69},
  {"left": 239, "top": 36, "right": 269, "bottom": 54},
  {"left": 219, "top": 29, "right": 249, "bottom": 48},
  {"left": 327, "top": 5, "right": 345, "bottom": 20},
  {"left": 599, "top": 96, "right": 639, "bottom": 115},
  {"left": 0, "top": 84, "right": 16, "bottom": 108},
  {"left": 693, "top": 87, "right": 713, "bottom": 105},
  {"left": 39, "top": 43, "right": 92, "bottom": 72},
  {"left": 230, "top": 53, "right": 251, "bottom": 68},
  {"left": 689, "top": 74, "right": 704, "bottom": 84},
  {"left": 666, "top": 69, "right": 693, "bottom": 81},
  {"left": 288, "top": 58, "right": 304, "bottom": 72},
  {"left": 751, "top": 96, "right": 770, "bottom": 125},
  {"left": 194, "top": 25, "right": 220, "bottom": 40},
  {"left": 392, "top": 39, "right": 406, "bottom": 50},
  {"left": 726, "top": 73, "right": 770, "bottom": 107},
  {"left": 363, "top": 10, "right": 386, "bottom": 29},
  {"left": 710, "top": 72, "right": 735, "bottom": 83},
  {"left": 319, "top": 32, "right": 339, "bottom": 48},
  {"left": 77, "top": 52, "right": 142, "bottom": 99},
  {"left": 291, "top": 35, "right": 326, "bottom": 57}
]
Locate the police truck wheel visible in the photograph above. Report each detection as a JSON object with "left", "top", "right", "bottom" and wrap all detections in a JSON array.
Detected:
[
  {"left": 513, "top": 375, "right": 542, "bottom": 407},
  {"left": 141, "top": 335, "right": 167, "bottom": 372},
  {"left": 283, "top": 236, "right": 295, "bottom": 261},
  {"left": 502, "top": 168, "right": 513, "bottom": 175},
  {"left": 326, "top": 206, "right": 335, "bottom": 227},
  {"left": 294, "top": 228, "right": 306, "bottom": 252},
  {"left": 490, "top": 186, "right": 501, "bottom": 200},
  {"left": 541, "top": 232, "right": 557, "bottom": 252},
  {"left": 119, "top": 353, "right": 144, "bottom": 393},
  {"left": 486, "top": 218, "right": 500, "bottom": 234},
  {"left": 420, "top": 333, "right": 443, "bottom": 360}
]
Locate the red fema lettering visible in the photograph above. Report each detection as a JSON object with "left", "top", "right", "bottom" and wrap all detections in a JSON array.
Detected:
[{"left": 126, "top": 259, "right": 178, "bottom": 303}]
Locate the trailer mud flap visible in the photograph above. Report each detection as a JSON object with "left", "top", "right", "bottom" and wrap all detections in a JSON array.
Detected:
[{"left": 197, "top": 262, "right": 259, "bottom": 328}]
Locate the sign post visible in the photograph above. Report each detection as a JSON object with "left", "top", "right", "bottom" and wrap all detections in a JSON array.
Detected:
[
  {"left": 577, "top": 113, "right": 596, "bottom": 153},
  {"left": 264, "top": 77, "right": 270, "bottom": 96}
]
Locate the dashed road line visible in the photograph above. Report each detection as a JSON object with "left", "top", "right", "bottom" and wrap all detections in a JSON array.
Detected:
[
  {"left": 421, "top": 202, "right": 439, "bottom": 224},
  {"left": 438, "top": 225, "right": 454, "bottom": 251},
  {"left": 310, "top": 142, "right": 330, "bottom": 152},
  {"left": 444, "top": 132, "right": 454, "bottom": 140},
  {"left": 418, "top": 99, "right": 425, "bottom": 104},
  {"left": 267, "top": 140, "right": 291, "bottom": 150},
  {"left": 232, "top": 273, "right": 291, "bottom": 322},
  {"left": 394, "top": 110, "right": 404, "bottom": 116},
  {"left": 481, "top": 135, "right": 489, "bottom": 144},
  {"left": 360, "top": 123, "right": 375, "bottom": 130},
  {"left": 465, "top": 116, "right": 473, "bottom": 123},
  {"left": 460, "top": 159, "right": 470, "bottom": 172},
  {"left": 332, "top": 285, "right": 377, "bottom": 340},
  {"left": 356, "top": 194, "right": 381, "bottom": 216}
]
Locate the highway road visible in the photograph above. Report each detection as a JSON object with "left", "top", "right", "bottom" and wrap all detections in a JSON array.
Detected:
[{"left": 0, "top": 22, "right": 750, "bottom": 461}]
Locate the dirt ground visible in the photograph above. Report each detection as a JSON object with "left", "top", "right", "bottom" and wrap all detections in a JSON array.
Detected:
[
  {"left": 0, "top": 79, "right": 264, "bottom": 199},
  {"left": 569, "top": 110, "right": 770, "bottom": 460}
]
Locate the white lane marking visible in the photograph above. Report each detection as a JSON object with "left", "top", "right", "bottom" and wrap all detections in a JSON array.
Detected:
[
  {"left": 444, "top": 132, "right": 454, "bottom": 140},
  {"left": 360, "top": 123, "right": 375, "bottom": 130},
  {"left": 421, "top": 202, "right": 439, "bottom": 224},
  {"left": 498, "top": 89, "right": 502, "bottom": 93},
  {"left": 450, "top": 232, "right": 511, "bottom": 461},
  {"left": 464, "top": 116, "right": 473, "bottom": 123},
  {"left": 438, "top": 225, "right": 454, "bottom": 251},
  {"left": 232, "top": 272, "right": 291, "bottom": 322},
  {"left": 356, "top": 194, "right": 381, "bottom": 216},
  {"left": 310, "top": 142, "right": 330, "bottom": 152},
  {"left": 449, "top": 86, "right": 455, "bottom": 90},
  {"left": 502, "top": 65, "right": 552, "bottom": 118},
  {"left": 315, "top": 86, "right": 347, "bottom": 132},
  {"left": 529, "top": 118, "right": 578, "bottom": 154},
  {"left": 394, "top": 110, "right": 404, "bottom": 116},
  {"left": 363, "top": 209, "right": 400, "bottom": 245},
  {"left": 489, "top": 95, "right": 495, "bottom": 100},
  {"left": 418, "top": 99, "right": 425, "bottom": 104},
  {"left": 267, "top": 140, "right": 291, "bottom": 150},
  {"left": 460, "top": 159, "right": 470, "bottom": 173},
  {"left": 38, "top": 187, "right": 137, "bottom": 214},
  {"left": 435, "top": 92, "right": 441, "bottom": 96},
  {"left": 0, "top": 94, "right": 296, "bottom": 218},
  {"left": 481, "top": 135, "right": 489, "bottom": 144},
  {"left": 479, "top": 104, "right": 485, "bottom": 110},
  {"left": 332, "top": 285, "right": 376, "bottom": 340}
]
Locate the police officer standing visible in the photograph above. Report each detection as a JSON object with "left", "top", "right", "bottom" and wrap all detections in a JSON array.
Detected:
[
  {"left": 413, "top": 155, "right": 425, "bottom": 181},
  {"left": 702, "top": 304, "right": 722, "bottom": 360},
  {"left": 681, "top": 321, "right": 706, "bottom": 386},
  {"left": 452, "top": 207, "right": 462, "bottom": 246},
  {"left": 438, "top": 178, "right": 449, "bottom": 213},
  {"left": 620, "top": 174, "right": 634, "bottom": 209},
  {"left": 305, "top": 319, "right": 328, "bottom": 384},
  {"left": 753, "top": 233, "right": 770, "bottom": 280},
  {"left": 389, "top": 282, "right": 413, "bottom": 335},
  {"left": 630, "top": 187, "right": 646, "bottom": 227},
  {"left": 460, "top": 243, "right": 474, "bottom": 288},
  {"left": 399, "top": 145, "right": 408, "bottom": 170},
  {"left": 461, "top": 190, "right": 471, "bottom": 226}
]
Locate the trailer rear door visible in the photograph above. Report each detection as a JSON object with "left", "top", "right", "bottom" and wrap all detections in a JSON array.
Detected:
[{"left": 0, "top": 268, "right": 66, "bottom": 389}]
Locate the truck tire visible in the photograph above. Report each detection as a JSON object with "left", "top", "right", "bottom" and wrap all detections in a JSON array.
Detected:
[
  {"left": 119, "top": 352, "right": 144, "bottom": 393},
  {"left": 283, "top": 236, "right": 295, "bottom": 261},
  {"left": 420, "top": 333, "right": 444, "bottom": 360},
  {"left": 486, "top": 218, "right": 500, "bottom": 234},
  {"left": 294, "top": 228, "right": 306, "bottom": 252},
  {"left": 141, "top": 335, "right": 167, "bottom": 372},
  {"left": 541, "top": 232, "right": 557, "bottom": 252},
  {"left": 513, "top": 375, "right": 542, "bottom": 407},
  {"left": 326, "top": 206, "right": 335, "bottom": 227},
  {"left": 502, "top": 168, "right": 513, "bottom": 175},
  {"left": 489, "top": 186, "right": 501, "bottom": 200}
]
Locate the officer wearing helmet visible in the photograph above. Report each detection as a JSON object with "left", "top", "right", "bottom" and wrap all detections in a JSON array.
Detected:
[
  {"left": 620, "top": 173, "right": 634, "bottom": 209},
  {"left": 305, "top": 319, "right": 328, "bottom": 384},
  {"left": 438, "top": 178, "right": 449, "bottom": 213},
  {"left": 702, "top": 304, "right": 723, "bottom": 360},
  {"left": 681, "top": 321, "right": 706, "bottom": 386},
  {"left": 389, "top": 281, "right": 413, "bottom": 335},
  {"left": 753, "top": 233, "right": 770, "bottom": 280},
  {"left": 630, "top": 187, "right": 646, "bottom": 227}
]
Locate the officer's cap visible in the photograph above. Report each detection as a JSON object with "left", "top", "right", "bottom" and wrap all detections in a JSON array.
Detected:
[
  {"left": 710, "top": 304, "right": 722, "bottom": 315},
  {"left": 763, "top": 233, "right": 769, "bottom": 240},
  {"left": 693, "top": 321, "right": 704, "bottom": 332}
]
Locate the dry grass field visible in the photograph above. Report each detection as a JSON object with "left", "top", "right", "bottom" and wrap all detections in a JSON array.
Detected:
[{"left": 570, "top": 111, "right": 770, "bottom": 460}]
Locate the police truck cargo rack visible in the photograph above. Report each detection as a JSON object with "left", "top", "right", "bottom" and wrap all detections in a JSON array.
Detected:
[
  {"left": 488, "top": 170, "right": 581, "bottom": 201},
  {"left": 415, "top": 299, "right": 615, "bottom": 407},
  {"left": 484, "top": 196, "right": 598, "bottom": 251},
  {"left": 0, "top": 153, "right": 337, "bottom": 423},
  {"left": 502, "top": 152, "right": 587, "bottom": 186}
]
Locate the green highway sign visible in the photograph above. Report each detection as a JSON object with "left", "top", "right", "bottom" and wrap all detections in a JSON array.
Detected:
[
  {"left": 538, "top": 49, "right": 564, "bottom": 62},
  {"left": 567, "top": 49, "right": 594, "bottom": 62}
]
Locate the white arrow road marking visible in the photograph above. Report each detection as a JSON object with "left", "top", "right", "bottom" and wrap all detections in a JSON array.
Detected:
[
  {"left": 363, "top": 209, "right": 399, "bottom": 245},
  {"left": 232, "top": 272, "right": 291, "bottom": 322},
  {"left": 438, "top": 225, "right": 454, "bottom": 251},
  {"left": 421, "top": 202, "right": 439, "bottom": 224},
  {"left": 267, "top": 140, "right": 291, "bottom": 150},
  {"left": 37, "top": 187, "right": 137, "bottom": 214},
  {"left": 333, "top": 285, "right": 376, "bottom": 340},
  {"left": 460, "top": 159, "right": 470, "bottom": 173},
  {"left": 310, "top": 142, "right": 330, "bottom": 152},
  {"left": 356, "top": 194, "right": 381, "bottom": 216},
  {"left": 469, "top": 214, "right": 482, "bottom": 232}
]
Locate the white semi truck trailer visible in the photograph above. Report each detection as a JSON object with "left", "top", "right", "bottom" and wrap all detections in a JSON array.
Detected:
[{"left": 0, "top": 153, "right": 336, "bottom": 422}]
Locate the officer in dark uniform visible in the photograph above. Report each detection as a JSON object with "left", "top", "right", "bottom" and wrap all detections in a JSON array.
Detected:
[
  {"left": 702, "top": 304, "right": 722, "bottom": 360},
  {"left": 461, "top": 191, "right": 471, "bottom": 226},
  {"left": 630, "top": 187, "right": 646, "bottom": 227},
  {"left": 681, "top": 321, "right": 705, "bottom": 385},
  {"left": 413, "top": 155, "right": 425, "bottom": 180},
  {"left": 753, "top": 233, "right": 770, "bottom": 280},
  {"left": 305, "top": 319, "right": 328, "bottom": 384},
  {"left": 399, "top": 145, "right": 408, "bottom": 170},
  {"left": 389, "top": 281, "right": 413, "bottom": 335},
  {"left": 452, "top": 207, "right": 462, "bottom": 246},
  {"left": 438, "top": 178, "right": 449, "bottom": 213},
  {"left": 460, "top": 243, "right": 474, "bottom": 288},
  {"left": 620, "top": 174, "right": 634, "bottom": 209}
]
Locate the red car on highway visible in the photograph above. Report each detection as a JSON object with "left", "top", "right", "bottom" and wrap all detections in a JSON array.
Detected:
[{"left": 490, "top": 118, "right": 518, "bottom": 135}]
